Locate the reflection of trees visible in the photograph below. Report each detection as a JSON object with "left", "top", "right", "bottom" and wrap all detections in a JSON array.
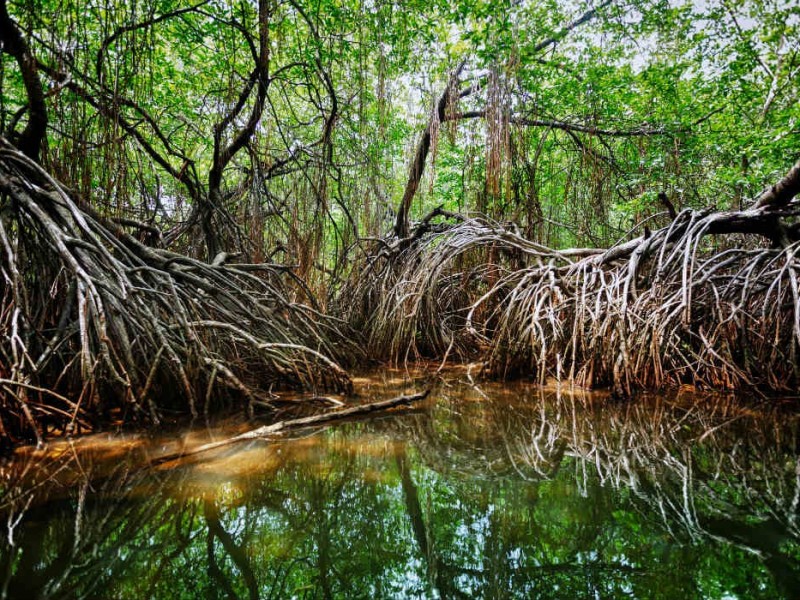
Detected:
[
  {"left": 204, "top": 495, "right": 259, "bottom": 600},
  {"left": 0, "top": 437, "right": 417, "bottom": 599},
  {"left": 1, "top": 383, "right": 799, "bottom": 598},
  {"left": 396, "top": 446, "right": 474, "bottom": 600},
  {"left": 394, "top": 381, "right": 800, "bottom": 597},
  {"left": 0, "top": 448, "right": 199, "bottom": 599}
]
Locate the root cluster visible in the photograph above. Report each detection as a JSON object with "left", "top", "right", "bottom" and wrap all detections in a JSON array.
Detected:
[
  {"left": 342, "top": 207, "right": 800, "bottom": 395},
  {"left": 0, "top": 141, "right": 356, "bottom": 444},
  {"left": 2, "top": 135, "right": 798, "bottom": 445}
]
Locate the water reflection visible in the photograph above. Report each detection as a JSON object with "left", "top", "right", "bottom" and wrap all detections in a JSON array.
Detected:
[{"left": 1, "top": 376, "right": 799, "bottom": 599}]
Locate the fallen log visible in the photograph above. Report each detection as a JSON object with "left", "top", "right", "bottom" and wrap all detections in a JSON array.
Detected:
[{"left": 153, "top": 389, "right": 431, "bottom": 464}]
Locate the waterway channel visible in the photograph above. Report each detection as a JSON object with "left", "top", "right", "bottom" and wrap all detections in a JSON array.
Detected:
[{"left": 1, "top": 368, "right": 798, "bottom": 598}]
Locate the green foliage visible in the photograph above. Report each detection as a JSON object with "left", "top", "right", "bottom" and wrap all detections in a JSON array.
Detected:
[{"left": 0, "top": 0, "right": 797, "bottom": 258}]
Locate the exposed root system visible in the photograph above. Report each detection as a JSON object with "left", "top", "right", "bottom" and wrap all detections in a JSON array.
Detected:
[
  {"left": 2, "top": 134, "right": 799, "bottom": 447},
  {"left": 342, "top": 205, "right": 800, "bottom": 395},
  {"left": 337, "top": 214, "right": 564, "bottom": 362},
  {"left": 0, "top": 141, "right": 357, "bottom": 444},
  {"left": 486, "top": 210, "right": 800, "bottom": 394}
]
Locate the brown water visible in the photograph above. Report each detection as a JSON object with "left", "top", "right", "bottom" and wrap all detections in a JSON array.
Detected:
[{"left": 1, "top": 367, "right": 799, "bottom": 599}]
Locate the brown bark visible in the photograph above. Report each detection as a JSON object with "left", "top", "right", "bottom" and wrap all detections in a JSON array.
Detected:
[
  {"left": 394, "top": 62, "right": 466, "bottom": 238},
  {"left": 203, "top": 0, "right": 271, "bottom": 259},
  {"left": 754, "top": 157, "right": 800, "bottom": 209},
  {"left": 0, "top": 0, "right": 47, "bottom": 160},
  {"left": 393, "top": 3, "right": 616, "bottom": 238}
]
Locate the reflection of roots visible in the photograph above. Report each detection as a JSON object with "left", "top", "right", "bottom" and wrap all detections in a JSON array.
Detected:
[
  {"left": 509, "top": 387, "right": 800, "bottom": 596},
  {"left": 0, "top": 448, "right": 194, "bottom": 598},
  {"left": 0, "top": 141, "right": 356, "bottom": 444},
  {"left": 397, "top": 381, "right": 800, "bottom": 560},
  {"left": 342, "top": 208, "right": 800, "bottom": 394}
]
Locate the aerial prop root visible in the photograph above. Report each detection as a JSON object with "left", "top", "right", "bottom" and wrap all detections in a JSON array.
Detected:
[{"left": 0, "top": 139, "right": 355, "bottom": 443}]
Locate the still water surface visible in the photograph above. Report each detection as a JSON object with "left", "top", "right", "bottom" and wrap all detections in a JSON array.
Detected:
[{"left": 1, "top": 368, "right": 799, "bottom": 599}]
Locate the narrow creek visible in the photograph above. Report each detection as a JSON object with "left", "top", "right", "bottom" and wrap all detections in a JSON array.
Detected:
[{"left": 1, "top": 368, "right": 799, "bottom": 599}]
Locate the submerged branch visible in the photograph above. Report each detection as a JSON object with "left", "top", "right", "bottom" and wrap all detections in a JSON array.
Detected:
[{"left": 154, "top": 390, "right": 431, "bottom": 463}]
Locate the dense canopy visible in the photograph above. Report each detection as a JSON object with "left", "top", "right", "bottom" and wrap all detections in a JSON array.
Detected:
[{"left": 1, "top": 0, "right": 797, "bottom": 253}]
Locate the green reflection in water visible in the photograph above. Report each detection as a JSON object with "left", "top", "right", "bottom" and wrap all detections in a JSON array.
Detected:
[{"left": 1, "top": 375, "right": 799, "bottom": 599}]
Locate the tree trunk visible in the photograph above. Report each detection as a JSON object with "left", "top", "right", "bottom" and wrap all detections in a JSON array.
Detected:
[
  {"left": 754, "top": 157, "right": 800, "bottom": 209},
  {"left": 0, "top": 0, "right": 47, "bottom": 161},
  {"left": 394, "top": 62, "right": 466, "bottom": 238}
]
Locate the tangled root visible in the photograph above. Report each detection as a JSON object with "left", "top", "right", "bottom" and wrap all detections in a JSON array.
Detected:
[
  {"left": 0, "top": 140, "right": 357, "bottom": 444},
  {"left": 341, "top": 207, "right": 800, "bottom": 395}
]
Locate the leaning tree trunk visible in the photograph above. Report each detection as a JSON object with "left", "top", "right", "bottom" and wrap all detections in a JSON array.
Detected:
[
  {"left": 754, "top": 157, "right": 800, "bottom": 209},
  {"left": 394, "top": 61, "right": 466, "bottom": 239},
  {"left": 0, "top": 0, "right": 47, "bottom": 161}
]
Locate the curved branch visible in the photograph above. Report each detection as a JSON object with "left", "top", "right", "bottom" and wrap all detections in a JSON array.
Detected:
[
  {"left": 37, "top": 61, "right": 202, "bottom": 202},
  {"left": 95, "top": 1, "right": 210, "bottom": 83},
  {"left": 0, "top": 0, "right": 46, "bottom": 160},
  {"left": 530, "top": 0, "right": 614, "bottom": 54},
  {"left": 754, "top": 157, "right": 800, "bottom": 210},
  {"left": 209, "top": 0, "right": 271, "bottom": 192}
]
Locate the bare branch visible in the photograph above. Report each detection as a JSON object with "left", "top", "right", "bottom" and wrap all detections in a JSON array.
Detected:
[
  {"left": 450, "top": 110, "right": 672, "bottom": 138},
  {"left": 530, "top": 0, "right": 614, "bottom": 54},
  {"left": 95, "top": 1, "right": 211, "bottom": 83}
]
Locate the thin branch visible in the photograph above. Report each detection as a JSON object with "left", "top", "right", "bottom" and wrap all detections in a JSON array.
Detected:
[
  {"left": 530, "top": 0, "right": 614, "bottom": 54},
  {"left": 450, "top": 110, "right": 673, "bottom": 138},
  {"left": 95, "top": 1, "right": 211, "bottom": 83}
]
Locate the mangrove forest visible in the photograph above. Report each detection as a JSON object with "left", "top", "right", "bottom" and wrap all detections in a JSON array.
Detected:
[{"left": 1, "top": 0, "right": 799, "bottom": 597}]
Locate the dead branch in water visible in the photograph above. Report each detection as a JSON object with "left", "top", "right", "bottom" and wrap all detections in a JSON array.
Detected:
[{"left": 153, "top": 389, "right": 431, "bottom": 463}]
